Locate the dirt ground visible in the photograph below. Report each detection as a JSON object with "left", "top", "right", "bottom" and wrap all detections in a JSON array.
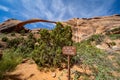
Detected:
[{"left": 6, "top": 59, "right": 93, "bottom": 80}]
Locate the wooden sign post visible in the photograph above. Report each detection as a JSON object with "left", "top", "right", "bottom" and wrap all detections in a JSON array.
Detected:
[{"left": 62, "top": 46, "right": 76, "bottom": 80}]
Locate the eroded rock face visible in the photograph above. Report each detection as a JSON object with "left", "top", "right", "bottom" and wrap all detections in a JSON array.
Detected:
[
  {"left": 0, "top": 19, "right": 26, "bottom": 32},
  {"left": 62, "top": 15, "right": 120, "bottom": 42}
]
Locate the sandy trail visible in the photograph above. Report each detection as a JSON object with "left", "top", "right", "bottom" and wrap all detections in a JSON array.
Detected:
[{"left": 6, "top": 59, "right": 92, "bottom": 80}]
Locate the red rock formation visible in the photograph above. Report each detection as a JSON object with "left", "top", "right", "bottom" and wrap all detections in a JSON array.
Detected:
[
  {"left": 62, "top": 15, "right": 120, "bottom": 42},
  {"left": 0, "top": 18, "right": 56, "bottom": 33}
]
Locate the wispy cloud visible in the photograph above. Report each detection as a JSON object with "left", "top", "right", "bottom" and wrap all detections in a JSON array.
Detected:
[
  {"left": 67, "top": 0, "right": 115, "bottom": 18},
  {"left": 0, "top": 5, "right": 9, "bottom": 12},
  {"left": 14, "top": 0, "right": 68, "bottom": 28}
]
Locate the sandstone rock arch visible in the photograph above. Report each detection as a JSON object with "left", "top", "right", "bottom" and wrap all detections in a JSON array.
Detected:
[
  {"left": 0, "top": 19, "right": 57, "bottom": 32},
  {"left": 17, "top": 19, "right": 56, "bottom": 27}
]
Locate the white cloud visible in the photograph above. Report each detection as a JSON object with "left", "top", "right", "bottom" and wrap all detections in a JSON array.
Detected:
[
  {"left": 67, "top": 0, "right": 115, "bottom": 18},
  {"left": 16, "top": 0, "right": 68, "bottom": 21},
  {"left": 0, "top": 5, "right": 9, "bottom": 12}
]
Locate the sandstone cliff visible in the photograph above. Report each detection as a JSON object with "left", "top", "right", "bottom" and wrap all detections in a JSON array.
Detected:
[{"left": 62, "top": 14, "right": 120, "bottom": 42}]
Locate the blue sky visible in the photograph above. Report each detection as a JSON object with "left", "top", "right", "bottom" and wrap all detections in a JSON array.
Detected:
[{"left": 0, "top": 0, "right": 120, "bottom": 29}]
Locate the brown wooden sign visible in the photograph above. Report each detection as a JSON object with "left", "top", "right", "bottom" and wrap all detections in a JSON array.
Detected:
[
  {"left": 62, "top": 46, "right": 77, "bottom": 80},
  {"left": 62, "top": 46, "right": 76, "bottom": 56}
]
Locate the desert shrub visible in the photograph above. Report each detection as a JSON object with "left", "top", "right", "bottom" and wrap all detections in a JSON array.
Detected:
[
  {"left": 110, "top": 27, "right": 120, "bottom": 32},
  {"left": 31, "top": 23, "right": 72, "bottom": 68},
  {"left": 106, "top": 26, "right": 120, "bottom": 40},
  {"left": 74, "top": 40, "right": 120, "bottom": 79},
  {"left": 73, "top": 71, "right": 81, "bottom": 80},
  {"left": 7, "top": 38, "right": 20, "bottom": 48},
  {"left": 23, "top": 39, "right": 35, "bottom": 49},
  {"left": 5, "top": 36, "right": 35, "bottom": 57},
  {"left": 16, "top": 38, "right": 35, "bottom": 57},
  {"left": 4, "top": 32, "right": 8, "bottom": 34},
  {"left": 1, "top": 37, "right": 8, "bottom": 42},
  {"left": 106, "top": 27, "right": 120, "bottom": 35},
  {"left": 16, "top": 46, "right": 33, "bottom": 58},
  {"left": 11, "top": 32, "right": 15, "bottom": 36},
  {"left": 5, "top": 36, "right": 35, "bottom": 58},
  {"left": 0, "top": 49, "right": 22, "bottom": 79},
  {"left": 0, "top": 33, "right": 6, "bottom": 38},
  {"left": 88, "top": 34, "right": 104, "bottom": 44},
  {"left": 28, "top": 33, "right": 34, "bottom": 39},
  {"left": 108, "top": 42, "right": 116, "bottom": 46},
  {"left": 108, "top": 34, "right": 120, "bottom": 40},
  {"left": 20, "top": 30, "right": 25, "bottom": 36}
]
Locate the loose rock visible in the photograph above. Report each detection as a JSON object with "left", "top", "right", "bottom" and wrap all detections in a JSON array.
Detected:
[{"left": 51, "top": 73, "right": 56, "bottom": 78}]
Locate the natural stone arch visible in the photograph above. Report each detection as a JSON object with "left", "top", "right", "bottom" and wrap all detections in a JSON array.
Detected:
[{"left": 0, "top": 19, "right": 57, "bottom": 32}]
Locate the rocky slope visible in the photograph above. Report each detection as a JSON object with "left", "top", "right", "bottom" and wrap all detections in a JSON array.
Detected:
[
  {"left": 62, "top": 14, "right": 120, "bottom": 42},
  {"left": 61, "top": 14, "right": 120, "bottom": 54}
]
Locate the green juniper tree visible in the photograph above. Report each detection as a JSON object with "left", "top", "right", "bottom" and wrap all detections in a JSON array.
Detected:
[{"left": 32, "top": 22, "right": 72, "bottom": 67}]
